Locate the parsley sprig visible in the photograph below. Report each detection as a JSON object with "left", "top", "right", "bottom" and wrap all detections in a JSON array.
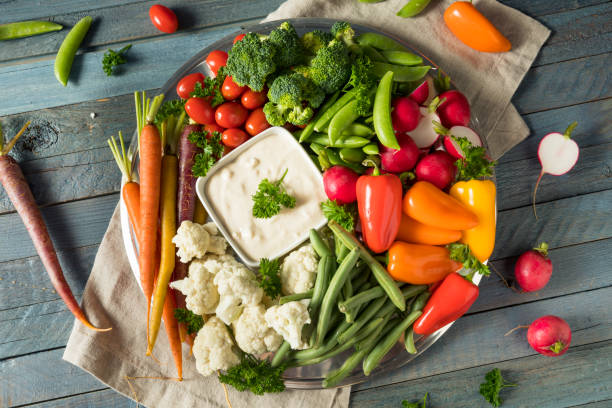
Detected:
[
  {"left": 320, "top": 199, "right": 356, "bottom": 232},
  {"left": 252, "top": 169, "right": 296, "bottom": 218},
  {"left": 102, "top": 44, "right": 132, "bottom": 76},
  {"left": 154, "top": 99, "right": 186, "bottom": 127},
  {"left": 190, "top": 66, "right": 226, "bottom": 107},
  {"left": 258, "top": 258, "right": 282, "bottom": 298},
  {"left": 188, "top": 131, "right": 224, "bottom": 177},
  {"left": 218, "top": 354, "right": 286, "bottom": 395},
  {"left": 480, "top": 368, "right": 517, "bottom": 407},
  {"left": 453, "top": 136, "right": 497, "bottom": 181},
  {"left": 448, "top": 243, "right": 490, "bottom": 279},
  {"left": 173, "top": 308, "right": 204, "bottom": 334},
  {"left": 402, "top": 393, "right": 428, "bottom": 408}
]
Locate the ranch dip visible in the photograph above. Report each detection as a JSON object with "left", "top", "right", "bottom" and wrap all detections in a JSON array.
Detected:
[{"left": 205, "top": 128, "right": 327, "bottom": 261}]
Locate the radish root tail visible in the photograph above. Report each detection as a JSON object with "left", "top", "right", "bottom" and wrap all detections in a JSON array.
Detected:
[
  {"left": 532, "top": 171, "right": 544, "bottom": 220},
  {"left": 505, "top": 325, "right": 530, "bottom": 336}
]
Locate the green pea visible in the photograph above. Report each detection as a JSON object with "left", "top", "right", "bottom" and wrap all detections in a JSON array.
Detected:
[{"left": 54, "top": 16, "right": 93, "bottom": 86}]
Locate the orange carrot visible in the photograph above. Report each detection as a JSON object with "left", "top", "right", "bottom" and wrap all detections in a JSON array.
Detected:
[{"left": 162, "top": 288, "right": 183, "bottom": 380}]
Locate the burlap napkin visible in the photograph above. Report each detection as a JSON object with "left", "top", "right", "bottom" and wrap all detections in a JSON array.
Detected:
[
  {"left": 264, "top": 0, "right": 551, "bottom": 159},
  {"left": 64, "top": 2, "right": 549, "bottom": 407}
]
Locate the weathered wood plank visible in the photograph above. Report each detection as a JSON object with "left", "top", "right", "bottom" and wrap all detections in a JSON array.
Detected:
[
  {"left": 21, "top": 388, "right": 140, "bottom": 408},
  {"left": 351, "top": 340, "right": 612, "bottom": 408},
  {"left": 500, "top": 0, "right": 611, "bottom": 17}
]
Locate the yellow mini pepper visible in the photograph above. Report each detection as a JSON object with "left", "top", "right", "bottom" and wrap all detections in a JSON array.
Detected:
[{"left": 449, "top": 180, "right": 496, "bottom": 262}]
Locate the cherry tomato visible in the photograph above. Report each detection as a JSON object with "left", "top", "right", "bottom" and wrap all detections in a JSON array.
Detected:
[
  {"left": 176, "top": 72, "right": 204, "bottom": 99},
  {"left": 203, "top": 123, "right": 225, "bottom": 135},
  {"left": 149, "top": 4, "right": 178, "bottom": 34},
  {"left": 223, "top": 145, "right": 233, "bottom": 155},
  {"left": 222, "top": 128, "right": 249, "bottom": 148},
  {"left": 233, "top": 33, "right": 246, "bottom": 44},
  {"left": 241, "top": 89, "right": 267, "bottom": 110},
  {"left": 185, "top": 97, "right": 215, "bottom": 125},
  {"left": 215, "top": 102, "right": 248, "bottom": 128},
  {"left": 206, "top": 50, "right": 228, "bottom": 76},
  {"left": 245, "top": 108, "right": 270, "bottom": 136},
  {"left": 221, "top": 76, "right": 247, "bottom": 101}
]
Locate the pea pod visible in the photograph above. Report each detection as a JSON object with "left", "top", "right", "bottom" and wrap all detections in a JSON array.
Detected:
[
  {"left": 357, "top": 32, "right": 410, "bottom": 52},
  {"left": 397, "top": 0, "right": 433, "bottom": 18},
  {"left": 328, "top": 100, "right": 361, "bottom": 144},
  {"left": 362, "top": 143, "right": 379, "bottom": 155},
  {"left": 318, "top": 150, "right": 331, "bottom": 171},
  {"left": 309, "top": 143, "right": 325, "bottom": 156},
  {"left": 373, "top": 71, "right": 400, "bottom": 149},
  {"left": 340, "top": 123, "right": 374, "bottom": 138},
  {"left": 361, "top": 44, "right": 387, "bottom": 62},
  {"left": 310, "top": 135, "right": 371, "bottom": 148},
  {"left": 299, "top": 91, "right": 340, "bottom": 142},
  {"left": 0, "top": 21, "right": 63, "bottom": 40},
  {"left": 326, "top": 148, "right": 343, "bottom": 166},
  {"left": 339, "top": 147, "right": 366, "bottom": 164},
  {"left": 314, "top": 89, "right": 358, "bottom": 132},
  {"left": 380, "top": 50, "right": 423, "bottom": 66},
  {"left": 371, "top": 62, "right": 431, "bottom": 82},
  {"left": 54, "top": 16, "right": 93, "bottom": 86}
]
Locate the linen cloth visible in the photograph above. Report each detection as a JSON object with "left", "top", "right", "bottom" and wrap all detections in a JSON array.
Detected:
[{"left": 64, "top": 1, "right": 549, "bottom": 407}]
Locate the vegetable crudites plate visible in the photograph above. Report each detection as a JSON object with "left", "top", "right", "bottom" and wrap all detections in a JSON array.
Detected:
[{"left": 119, "top": 18, "right": 496, "bottom": 391}]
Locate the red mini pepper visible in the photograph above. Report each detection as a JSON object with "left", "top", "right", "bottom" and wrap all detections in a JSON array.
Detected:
[
  {"left": 356, "top": 170, "right": 403, "bottom": 253},
  {"left": 413, "top": 272, "right": 479, "bottom": 335}
]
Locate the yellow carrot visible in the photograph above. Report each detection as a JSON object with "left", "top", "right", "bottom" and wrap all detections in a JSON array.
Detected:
[{"left": 194, "top": 199, "right": 207, "bottom": 224}]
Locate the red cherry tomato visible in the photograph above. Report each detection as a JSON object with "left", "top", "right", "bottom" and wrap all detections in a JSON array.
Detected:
[
  {"left": 206, "top": 50, "right": 228, "bottom": 76},
  {"left": 176, "top": 72, "right": 204, "bottom": 99},
  {"left": 185, "top": 97, "right": 215, "bottom": 125},
  {"left": 241, "top": 89, "right": 267, "bottom": 110},
  {"left": 203, "top": 123, "right": 225, "bottom": 135},
  {"left": 245, "top": 108, "right": 270, "bottom": 136},
  {"left": 221, "top": 76, "right": 247, "bottom": 101},
  {"left": 222, "top": 128, "right": 249, "bottom": 148},
  {"left": 233, "top": 33, "right": 246, "bottom": 44},
  {"left": 149, "top": 5, "right": 178, "bottom": 34},
  {"left": 215, "top": 102, "right": 248, "bottom": 128}
]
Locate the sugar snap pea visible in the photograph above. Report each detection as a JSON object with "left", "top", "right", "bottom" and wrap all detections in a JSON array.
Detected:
[
  {"left": 54, "top": 16, "right": 93, "bottom": 86},
  {"left": 299, "top": 91, "right": 340, "bottom": 142},
  {"left": 397, "top": 0, "right": 433, "bottom": 18},
  {"left": 317, "top": 150, "right": 331, "bottom": 171},
  {"left": 357, "top": 32, "right": 410, "bottom": 52},
  {"left": 373, "top": 70, "right": 400, "bottom": 150},
  {"left": 314, "top": 89, "right": 357, "bottom": 132},
  {"left": 380, "top": 50, "right": 423, "bottom": 66},
  {"left": 328, "top": 100, "right": 361, "bottom": 144},
  {"left": 0, "top": 21, "right": 63, "bottom": 41},
  {"left": 309, "top": 135, "right": 371, "bottom": 148},
  {"left": 361, "top": 44, "right": 387, "bottom": 62},
  {"left": 371, "top": 61, "right": 431, "bottom": 82},
  {"left": 339, "top": 147, "right": 366, "bottom": 164},
  {"left": 326, "top": 148, "right": 343, "bottom": 166},
  {"left": 362, "top": 143, "right": 379, "bottom": 155}
]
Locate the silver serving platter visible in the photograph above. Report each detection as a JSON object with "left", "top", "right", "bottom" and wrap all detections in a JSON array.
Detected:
[{"left": 120, "top": 18, "right": 493, "bottom": 390}]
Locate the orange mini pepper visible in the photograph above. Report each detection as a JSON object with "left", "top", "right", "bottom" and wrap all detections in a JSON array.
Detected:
[
  {"left": 396, "top": 214, "right": 462, "bottom": 246},
  {"left": 403, "top": 181, "right": 479, "bottom": 231},
  {"left": 449, "top": 179, "right": 497, "bottom": 262},
  {"left": 444, "top": 2, "right": 511, "bottom": 53},
  {"left": 387, "top": 241, "right": 463, "bottom": 284}
]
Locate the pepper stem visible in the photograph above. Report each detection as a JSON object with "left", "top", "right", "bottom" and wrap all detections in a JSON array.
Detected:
[
  {"left": 563, "top": 121, "right": 578, "bottom": 139},
  {"left": 0, "top": 121, "right": 30, "bottom": 156},
  {"left": 549, "top": 340, "right": 565, "bottom": 354},
  {"left": 533, "top": 242, "right": 549, "bottom": 257}
]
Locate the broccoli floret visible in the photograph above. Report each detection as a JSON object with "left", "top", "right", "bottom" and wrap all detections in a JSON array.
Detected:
[
  {"left": 226, "top": 32, "right": 277, "bottom": 91},
  {"left": 331, "top": 21, "right": 361, "bottom": 54},
  {"left": 309, "top": 39, "right": 351, "bottom": 94},
  {"left": 346, "top": 54, "right": 377, "bottom": 116},
  {"left": 268, "top": 21, "right": 304, "bottom": 68},
  {"left": 263, "top": 73, "right": 325, "bottom": 126},
  {"left": 301, "top": 30, "right": 334, "bottom": 54},
  {"left": 290, "top": 65, "right": 311, "bottom": 78}
]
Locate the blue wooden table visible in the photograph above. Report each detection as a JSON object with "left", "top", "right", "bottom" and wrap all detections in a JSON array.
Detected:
[{"left": 0, "top": 1, "right": 610, "bottom": 407}]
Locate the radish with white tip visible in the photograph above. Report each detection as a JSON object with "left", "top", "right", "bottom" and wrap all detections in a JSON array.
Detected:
[
  {"left": 433, "top": 122, "right": 482, "bottom": 159},
  {"left": 407, "top": 97, "right": 442, "bottom": 149},
  {"left": 533, "top": 122, "right": 580, "bottom": 219},
  {"left": 409, "top": 76, "right": 436, "bottom": 106}
]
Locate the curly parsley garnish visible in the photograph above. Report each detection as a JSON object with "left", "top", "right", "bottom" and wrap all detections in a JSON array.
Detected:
[
  {"left": 320, "top": 199, "right": 356, "bottom": 232},
  {"left": 453, "top": 136, "right": 496, "bottom": 181},
  {"left": 154, "top": 99, "right": 186, "bottom": 127},
  {"left": 188, "top": 131, "right": 224, "bottom": 177},
  {"left": 258, "top": 258, "right": 282, "bottom": 298},
  {"left": 252, "top": 169, "right": 296, "bottom": 219},
  {"left": 448, "top": 243, "right": 490, "bottom": 279},
  {"left": 173, "top": 308, "right": 204, "bottom": 335},
  {"left": 480, "top": 368, "right": 517, "bottom": 407},
  {"left": 102, "top": 44, "right": 131, "bottom": 76},
  {"left": 218, "top": 354, "right": 286, "bottom": 395},
  {"left": 190, "top": 66, "right": 226, "bottom": 107},
  {"left": 402, "top": 392, "right": 428, "bottom": 408}
]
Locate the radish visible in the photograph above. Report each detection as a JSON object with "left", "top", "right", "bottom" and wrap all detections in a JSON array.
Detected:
[
  {"left": 392, "top": 97, "right": 420, "bottom": 132},
  {"left": 406, "top": 100, "right": 441, "bottom": 148},
  {"left": 514, "top": 242, "right": 552, "bottom": 292},
  {"left": 408, "top": 76, "right": 435, "bottom": 106},
  {"left": 380, "top": 133, "right": 420, "bottom": 173},
  {"left": 437, "top": 90, "right": 470, "bottom": 128},
  {"left": 533, "top": 122, "right": 580, "bottom": 219},
  {"left": 323, "top": 165, "right": 359, "bottom": 204},
  {"left": 415, "top": 151, "right": 457, "bottom": 189},
  {"left": 527, "top": 315, "right": 571, "bottom": 357},
  {"left": 435, "top": 123, "right": 483, "bottom": 159}
]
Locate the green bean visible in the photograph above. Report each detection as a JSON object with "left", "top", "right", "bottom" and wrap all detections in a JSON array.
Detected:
[
  {"left": 380, "top": 50, "right": 423, "bottom": 66},
  {"left": 351, "top": 270, "right": 371, "bottom": 291},
  {"left": 339, "top": 147, "right": 366, "bottom": 164},
  {"left": 337, "top": 296, "right": 387, "bottom": 344},
  {"left": 355, "top": 316, "right": 399, "bottom": 352},
  {"left": 404, "top": 327, "right": 417, "bottom": 354},
  {"left": 297, "top": 319, "right": 351, "bottom": 361},
  {"left": 362, "top": 143, "right": 379, "bottom": 155},
  {"left": 279, "top": 289, "right": 313, "bottom": 304},
  {"left": 340, "top": 286, "right": 385, "bottom": 315},
  {"left": 357, "top": 32, "right": 410, "bottom": 52},
  {"left": 300, "top": 91, "right": 341, "bottom": 142},
  {"left": 361, "top": 44, "right": 387, "bottom": 62},
  {"left": 363, "top": 311, "right": 422, "bottom": 375},
  {"left": 309, "top": 229, "right": 332, "bottom": 258},
  {"left": 315, "top": 247, "right": 360, "bottom": 347},
  {"left": 371, "top": 62, "right": 431, "bottom": 83},
  {"left": 397, "top": 0, "right": 433, "bottom": 18},
  {"left": 54, "top": 16, "right": 93, "bottom": 86},
  {"left": 314, "top": 89, "right": 357, "bottom": 132},
  {"left": 310, "top": 256, "right": 334, "bottom": 315},
  {"left": 328, "top": 100, "right": 361, "bottom": 144},
  {"left": 0, "top": 21, "right": 63, "bottom": 41},
  {"left": 310, "top": 135, "right": 371, "bottom": 148},
  {"left": 411, "top": 291, "right": 431, "bottom": 313},
  {"left": 271, "top": 341, "right": 292, "bottom": 367},
  {"left": 372, "top": 70, "right": 400, "bottom": 150},
  {"left": 329, "top": 221, "right": 405, "bottom": 310}
]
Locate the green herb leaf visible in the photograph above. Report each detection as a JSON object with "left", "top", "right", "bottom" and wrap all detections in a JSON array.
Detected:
[
  {"left": 452, "top": 136, "right": 496, "bottom": 181},
  {"left": 190, "top": 67, "right": 227, "bottom": 107},
  {"left": 102, "top": 44, "right": 132, "bottom": 76},
  {"left": 218, "top": 354, "right": 286, "bottom": 395},
  {"left": 258, "top": 258, "right": 282, "bottom": 298},
  {"left": 252, "top": 169, "right": 296, "bottom": 219},
  {"left": 434, "top": 71, "right": 451, "bottom": 93},
  {"left": 401, "top": 392, "right": 428, "bottom": 408},
  {"left": 479, "top": 368, "right": 517, "bottom": 407},
  {"left": 173, "top": 308, "right": 204, "bottom": 334},
  {"left": 320, "top": 200, "right": 356, "bottom": 232},
  {"left": 154, "top": 99, "right": 186, "bottom": 127},
  {"left": 189, "top": 131, "right": 224, "bottom": 177},
  {"left": 448, "top": 243, "right": 491, "bottom": 279}
]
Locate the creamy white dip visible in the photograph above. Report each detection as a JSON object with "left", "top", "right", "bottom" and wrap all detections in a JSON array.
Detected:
[{"left": 205, "top": 129, "right": 327, "bottom": 261}]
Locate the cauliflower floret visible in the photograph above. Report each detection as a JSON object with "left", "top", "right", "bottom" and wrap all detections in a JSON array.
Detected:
[
  {"left": 172, "top": 221, "right": 228, "bottom": 263},
  {"left": 170, "top": 259, "right": 219, "bottom": 315},
  {"left": 232, "top": 304, "right": 282, "bottom": 355},
  {"left": 265, "top": 300, "right": 311, "bottom": 350},
  {"left": 192, "top": 316, "right": 240, "bottom": 376},
  {"left": 280, "top": 245, "right": 318, "bottom": 295},
  {"left": 206, "top": 255, "right": 263, "bottom": 324}
]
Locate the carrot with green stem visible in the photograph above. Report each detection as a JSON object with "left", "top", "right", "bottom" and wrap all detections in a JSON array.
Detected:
[{"left": 0, "top": 121, "right": 110, "bottom": 331}]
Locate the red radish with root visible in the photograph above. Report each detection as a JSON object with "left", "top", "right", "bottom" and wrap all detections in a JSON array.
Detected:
[
  {"left": 323, "top": 165, "right": 360, "bottom": 204},
  {"left": 437, "top": 90, "right": 470, "bottom": 128},
  {"left": 533, "top": 122, "right": 579, "bottom": 219},
  {"left": 409, "top": 76, "right": 435, "bottom": 105},
  {"left": 407, "top": 98, "right": 442, "bottom": 148},
  {"left": 434, "top": 122, "right": 483, "bottom": 159},
  {"left": 515, "top": 242, "right": 552, "bottom": 292},
  {"left": 415, "top": 151, "right": 457, "bottom": 189},
  {"left": 527, "top": 315, "right": 571, "bottom": 357},
  {"left": 391, "top": 97, "right": 421, "bottom": 132},
  {"left": 380, "top": 133, "right": 420, "bottom": 173}
]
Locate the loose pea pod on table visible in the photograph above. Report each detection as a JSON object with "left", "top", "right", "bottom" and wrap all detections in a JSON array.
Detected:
[
  {"left": 397, "top": 0, "right": 433, "bottom": 18},
  {"left": 0, "top": 21, "right": 63, "bottom": 40},
  {"left": 54, "top": 16, "right": 93, "bottom": 86}
]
